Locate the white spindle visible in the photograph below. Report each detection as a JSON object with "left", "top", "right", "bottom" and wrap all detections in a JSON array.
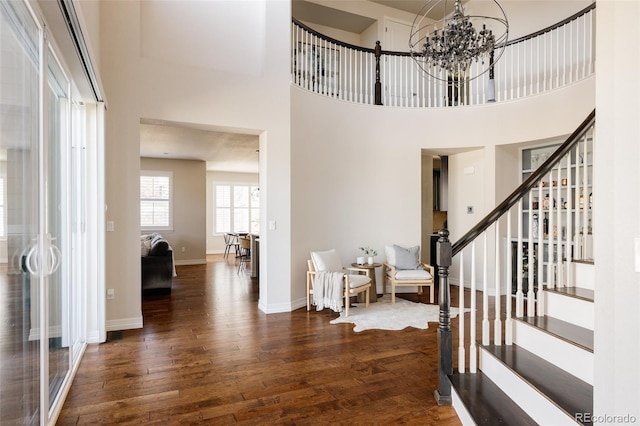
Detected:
[
  {"left": 562, "top": 25, "right": 567, "bottom": 86},
  {"left": 494, "top": 222, "right": 502, "bottom": 345},
  {"left": 536, "top": 36, "right": 540, "bottom": 95},
  {"left": 458, "top": 250, "right": 466, "bottom": 373},
  {"left": 555, "top": 166, "right": 563, "bottom": 288},
  {"left": 527, "top": 188, "right": 535, "bottom": 316},
  {"left": 582, "top": 135, "right": 588, "bottom": 235},
  {"left": 470, "top": 240, "right": 477, "bottom": 373},
  {"left": 565, "top": 153, "right": 573, "bottom": 287},
  {"left": 547, "top": 170, "right": 555, "bottom": 289},
  {"left": 516, "top": 200, "right": 524, "bottom": 317},
  {"left": 536, "top": 181, "right": 545, "bottom": 317},
  {"left": 356, "top": 50, "right": 361, "bottom": 102},
  {"left": 482, "top": 233, "right": 490, "bottom": 345},
  {"left": 505, "top": 210, "right": 513, "bottom": 344}
]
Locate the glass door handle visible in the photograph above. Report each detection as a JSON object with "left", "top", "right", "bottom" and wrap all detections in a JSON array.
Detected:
[
  {"left": 24, "top": 235, "right": 61, "bottom": 276},
  {"left": 25, "top": 244, "right": 40, "bottom": 276},
  {"left": 45, "top": 234, "right": 61, "bottom": 275},
  {"left": 47, "top": 242, "right": 62, "bottom": 274}
]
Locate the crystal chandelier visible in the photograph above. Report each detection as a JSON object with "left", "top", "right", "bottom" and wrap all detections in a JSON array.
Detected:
[{"left": 409, "top": 0, "right": 508, "bottom": 82}]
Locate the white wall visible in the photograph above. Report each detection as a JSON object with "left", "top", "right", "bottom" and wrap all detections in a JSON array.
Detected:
[
  {"left": 594, "top": 1, "right": 640, "bottom": 420},
  {"left": 100, "top": 0, "right": 291, "bottom": 326},
  {"left": 206, "top": 171, "right": 259, "bottom": 254},
  {"left": 291, "top": 76, "right": 594, "bottom": 305}
]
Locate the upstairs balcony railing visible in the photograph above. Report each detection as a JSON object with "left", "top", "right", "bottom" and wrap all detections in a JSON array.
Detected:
[{"left": 291, "top": 4, "right": 595, "bottom": 107}]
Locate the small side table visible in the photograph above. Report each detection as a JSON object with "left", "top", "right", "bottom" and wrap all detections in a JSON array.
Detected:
[{"left": 351, "top": 262, "right": 382, "bottom": 303}]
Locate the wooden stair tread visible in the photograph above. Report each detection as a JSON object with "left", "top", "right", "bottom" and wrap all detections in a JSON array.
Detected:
[
  {"left": 516, "top": 315, "right": 594, "bottom": 352},
  {"left": 449, "top": 372, "right": 537, "bottom": 426},
  {"left": 483, "top": 344, "right": 593, "bottom": 422},
  {"left": 545, "top": 285, "right": 594, "bottom": 302}
]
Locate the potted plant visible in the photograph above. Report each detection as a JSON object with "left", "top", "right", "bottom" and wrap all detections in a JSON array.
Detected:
[{"left": 359, "top": 246, "right": 378, "bottom": 265}]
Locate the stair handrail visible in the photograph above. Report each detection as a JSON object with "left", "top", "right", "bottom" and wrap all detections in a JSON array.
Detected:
[
  {"left": 451, "top": 109, "right": 596, "bottom": 256},
  {"left": 434, "top": 108, "right": 595, "bottom": 405}
]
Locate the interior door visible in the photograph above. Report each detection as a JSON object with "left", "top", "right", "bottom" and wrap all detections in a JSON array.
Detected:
[{"left": 383, "top": 18, "right": 415, "bottom": 105}]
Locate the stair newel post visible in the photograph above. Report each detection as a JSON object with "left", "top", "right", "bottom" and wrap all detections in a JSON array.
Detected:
[
  {"left": 435, "top": 229, "right": 453, "bottom": 405},
  {"left": 374, "top": 41, "right": 382, "bottom": 105}
]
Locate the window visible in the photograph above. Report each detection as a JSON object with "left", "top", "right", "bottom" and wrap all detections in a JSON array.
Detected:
[
  {"left": 215, "top": 184, "right": 259, "bottom": 234},
  {"left": 140, "top": 171, "right": 173, "bottom": 230}
]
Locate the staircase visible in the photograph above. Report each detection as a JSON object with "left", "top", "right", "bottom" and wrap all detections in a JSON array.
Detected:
[{"left": 434, "top": 111, "right": 596, "bottom": 425}]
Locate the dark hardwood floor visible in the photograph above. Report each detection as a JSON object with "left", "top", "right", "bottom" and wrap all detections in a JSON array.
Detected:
[{"left": 57, "top": 255, "right": 461, "bottom": 425}]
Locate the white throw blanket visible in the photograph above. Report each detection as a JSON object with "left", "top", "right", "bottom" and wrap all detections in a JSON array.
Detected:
[{"left": 313, "top": 271, "right": 344, "bottom": 313}]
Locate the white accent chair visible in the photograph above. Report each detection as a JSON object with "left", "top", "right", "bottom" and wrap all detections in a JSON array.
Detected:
[
  {"left": 383, "top": 245, "right": 435, "bottom": 303},
  {"left": 307, "top": 249, "right": 371, "bottom": 317}
]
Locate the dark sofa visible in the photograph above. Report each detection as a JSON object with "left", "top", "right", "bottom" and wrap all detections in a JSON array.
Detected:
[{"left": 141, "top": 233, "right": 174, "bottom": 292}]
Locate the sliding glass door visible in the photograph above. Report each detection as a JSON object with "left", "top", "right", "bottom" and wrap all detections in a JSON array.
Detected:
[
  {"left": 1, "top": 0, "right": 86, "bottom": 423},
  {"left": 0, "top": 1, "right": 41, "bottom": 423}
]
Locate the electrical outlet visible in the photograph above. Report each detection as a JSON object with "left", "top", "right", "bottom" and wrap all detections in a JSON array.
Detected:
[
  {"left": 106, "top": 221, "right": 114, "bottom": 232},
  {"left": 181, "top": 247, "right": 186, "bottom": 252},
  {"left": 107, "top": 288, "right": 115, "bottom": 299}
]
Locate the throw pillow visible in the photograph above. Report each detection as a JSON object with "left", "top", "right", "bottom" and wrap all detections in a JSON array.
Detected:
[
  {"left": 310, "top": 249, "right": 342, "bottom": 272},
  {"left": 393, "top": 244, "right": 420, "bottom": 270},
  {"left": 384, "top": 245, "right": 396, "bottom": 266},
  {"left": 141, "top": 239, "right": 152, "bottom": 256}
]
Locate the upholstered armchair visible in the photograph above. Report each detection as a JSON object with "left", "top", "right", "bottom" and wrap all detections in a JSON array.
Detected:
[
  {"left": 307, "top": 249, "right": 371, "bottom": 317},
  {"left": 383, "top": 245, "right": 435, "bottom": 303}
]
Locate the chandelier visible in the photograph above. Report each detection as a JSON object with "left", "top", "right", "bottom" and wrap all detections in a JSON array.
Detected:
[{"left": 409, "top": 0, "right": 508, "bottom": 82}]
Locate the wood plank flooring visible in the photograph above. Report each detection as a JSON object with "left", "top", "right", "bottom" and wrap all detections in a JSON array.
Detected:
[{"left": 57, "top": 255, "right": 461, "bottom": 425}]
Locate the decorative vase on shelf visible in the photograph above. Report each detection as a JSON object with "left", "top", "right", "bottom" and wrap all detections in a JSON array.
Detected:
[
  {"left": 367, "top": 256, "right": 374, "bottom": 265},
  {"left": 356, "top": 256, "right": 365, "bottom": 265}
]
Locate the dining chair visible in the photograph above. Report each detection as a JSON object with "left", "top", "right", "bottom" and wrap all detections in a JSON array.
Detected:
[
  {"left": 237, "top": 236, "right": 251, "bottom": 274},
  {"left": 223, "top": 233, "right": 239, "bottom": 259}
]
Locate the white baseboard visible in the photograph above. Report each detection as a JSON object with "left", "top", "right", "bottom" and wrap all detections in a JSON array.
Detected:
[
  {"left": 86, "top": 329, "right": 102, "bottom": 344},
  {"left": 207, "top": 250, "right": 224, "bottom": 255},
  {"left": 174, "top": 259, "right": 207, "bottom": 266},
  {"left": 259, "top": 297, "right": 306, "bottom": 314},
  {"left": 106, "top": 316, "right": 143, "bottom": 331}
]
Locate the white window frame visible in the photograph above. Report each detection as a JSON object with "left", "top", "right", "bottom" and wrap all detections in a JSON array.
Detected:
[
  {"left": 214, "top": 183, "right": 259, "bottom": 235},
  {"left": 140, "top": 170, "right": 173, "bottom": 231}
]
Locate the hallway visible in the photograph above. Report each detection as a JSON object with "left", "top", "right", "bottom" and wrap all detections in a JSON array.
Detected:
[{"left": 58, "top": 255, "right": 460, "bottom": 424}]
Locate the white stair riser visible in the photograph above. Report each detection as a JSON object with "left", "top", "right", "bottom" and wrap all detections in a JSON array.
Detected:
[
  {"left": 573, "top": 262, "right": 594, "bottom": 290},
  {"left": 451, "top": 387, "right": 477, "bottom": 426},
  {"left": 479, "top": 348, "right": 579, "bottom": 425},
  {"left": 544, "top": 291, "right": 594, "bottom": 330},
  {"left": 513, "top": 321, "right": 593, "bottom": 385}
]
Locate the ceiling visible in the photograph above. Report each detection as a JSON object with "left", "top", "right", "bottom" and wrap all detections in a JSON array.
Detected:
[
  {"left": 140, "top": 119, "right": 260, "bottom": 173},
  {"left": 141, "top": 1, "right": 443, "bottom": 173}
]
